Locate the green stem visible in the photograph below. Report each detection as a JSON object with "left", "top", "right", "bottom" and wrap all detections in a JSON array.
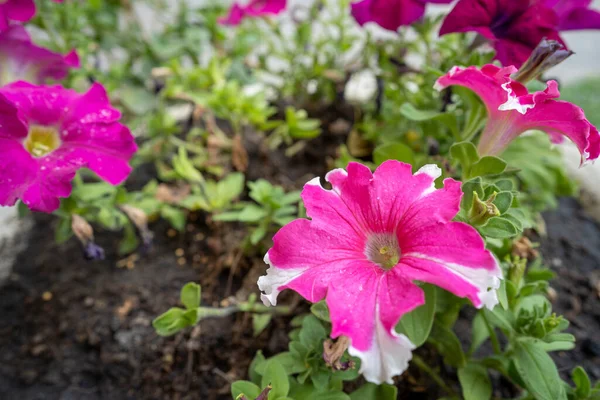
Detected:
[
  {"left": 481, "top": 311, "right": 502, "bottom": 355},
  {"left": 412, "top": 355, "right": 457, "bottom": 397}
]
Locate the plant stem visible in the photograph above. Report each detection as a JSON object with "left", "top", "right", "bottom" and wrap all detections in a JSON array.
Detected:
[
  {"left": 481, "top": 311, "right": 502, "bottom": 355},
  {"left": 412, "top": 355, "right": 457, "bottom": 397}
]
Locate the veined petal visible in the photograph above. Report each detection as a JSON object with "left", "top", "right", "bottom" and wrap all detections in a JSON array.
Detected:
[
  {"left": 328, "top": 268, "right": 422, "bottom": 384},
  {"left": 0, "top": 139, "right": 36, "bottom": 208},
  {"left": 400, "top": 221, "right": 501, "bottom": 309},
  {"left": 401, "top": 255, "right": 501, "bottom": 309},
  {"left": 259, "top": 218, "right": 363, "bottom": 306}
]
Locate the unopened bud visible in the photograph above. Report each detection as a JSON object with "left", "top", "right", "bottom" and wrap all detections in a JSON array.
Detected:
[
  {"left": 84, "top": 242, "right": 106, "bottom": 261},
  {"left": 120, "top": 205, "right": 154, "bottom": 248},
  {"left": 468, "top": 192, "right": 500, "bottom": 225},
  {"left": 71, "top": 214, "right": 105, "bottom": 261},
  {"left": 508, "top": 257, "right": 527, "bottom": 287},
  {"left": 323, "top": 336, "right": 355, "bottom": 371},
  {"left": 513, "top": 38, "right": 573, "bottom": 83},
  {"left": 72, "top": 214, "right": 94, "bottom": 244}
]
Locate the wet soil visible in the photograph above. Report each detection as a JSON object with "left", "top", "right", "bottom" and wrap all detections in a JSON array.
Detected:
[{"left": 0, "top": 129, "right": 598, "bottom": 400}]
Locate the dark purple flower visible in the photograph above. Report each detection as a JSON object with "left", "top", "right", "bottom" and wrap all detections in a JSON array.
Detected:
[
  {"left": 351, "top": 0, "right": 454, "bottom": 31},
  {"left": 546, "top": 0, "right": 600, "bottom": 30},
  {"left": 440, "top": 0, "right": 564, "bottom": 68}
]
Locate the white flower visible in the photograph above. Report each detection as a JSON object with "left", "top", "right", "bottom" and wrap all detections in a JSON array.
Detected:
[{"left": 344, "top": 69, "right": 378, "bottom": 105}]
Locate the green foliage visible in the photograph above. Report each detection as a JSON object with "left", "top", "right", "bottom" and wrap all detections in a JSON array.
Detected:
[
  {"left": 238, "top": 314, "right": 361, "bottom": 400},
  {"left": 215, "top": 180, "right": 301, "bottom": 245}
]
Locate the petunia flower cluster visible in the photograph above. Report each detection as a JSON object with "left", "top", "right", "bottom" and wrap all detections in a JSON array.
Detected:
[
  {"left": 259, "top": 161, "right": 502, "bottom": 383},
  {"left": 0, "top": 0, "right": 136, "bottom": 213},
  {"left": 440, "top": 0, "right": 600, "bottom": 67}
]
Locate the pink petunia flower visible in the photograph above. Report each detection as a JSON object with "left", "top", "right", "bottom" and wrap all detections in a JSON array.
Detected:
[
  {"left": 0, "top": 82, "right": 137, "bottom": 213},
  {"left": 435, "top": 64, "right": 600, "bottom": 164},
  {"left": 439, "top": 0, "right": 563, "bottom": 68},
  {"left": 351, "top": 0, "right": 454, "bottom": 31},
  {"left": 545, "top": 0, "right": 600, "bottom": 30},
  {"left": 218, "top": 0, "right": 287, "bottom": 26},
  {"left": 0, "top": 25, "right": 79, "bottom": 85},
  {"left": 258, "top": 161, "right": 501, "bottom": 384}
]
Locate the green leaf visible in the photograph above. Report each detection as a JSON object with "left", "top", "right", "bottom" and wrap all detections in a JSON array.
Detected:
[
  {"left": 118, "top": 222, "right": 139, "bottom": 255},
  {"left": 470, "top": 312, "right": 490, "bottom": 353},
  {"left": 461, "top": 178, "right": 484, "bottom": 211},
  {"left": 261, "top": 359, "right": 290, "bottom": 399},
  {"left": 310, "top": 301, "right": 331, "bottom": 322},
  {"left": 572, "top": 366, "right": 591, "bottom": 399},
  {"left": 299, "top": 315, "right": 327, "bottom": 350},
  {"left": 350, "top": 382, "right": 397, "bottom": 400},
  {"left": 152, "top": 307, "right": 187, "bottom": 336},
  {"left": 493, "top": 191, "right": 514, "bottom": 215},
  {"left": 513, "top": 339, "right": 566, "bottom": 400},
  {"left": 469, "top": 156, "right": 507, "bottom": 178},
  {"left": 161, "top": 205, "right": 187, "bottom": 231},
  {"left": 399, "top": 103, "right": 442, "bottom": 121},
  {"left": 373, "top": 142, "right": 415, "bottom": 165},
  {"left": 231, "top": 380, "right": 262, "bottom": 400},
  {"left": 479, "top": 217, "right": 519, "bottom": 239},
  {"left": 55, "top": 216, "right": 73, "bottom": 244},
  {"left": 396, "top": 284, "right": 437, "bottom": 346},
  {"left": 119, "top": 86, "right": 157, "bottom": 115},
  {"left": 450, "top": 141, "right": 479, "bottom": 171},
  {"left": 458, "top": 363, "right": 492, "bottom": 400},
  {"left": 250, "top": 351, "right": 266, "bottom": 385},
  {"left": 497, "top": 280, "right": 509, "bottom": 310},
  {"left": 313, "top": 393, "right": 351, "bottom": 400},
  {"left": 253, "top": 313, "right": 272, "bottom": 337},
  {"left": 483, "top": 307, "right": 514, "bottom": 331},
  {"left": 180, "top": 282, "right": 201, "bottom": 310},
  {"left": 429, "top": 322, "right": 466, "bottom": 367}
]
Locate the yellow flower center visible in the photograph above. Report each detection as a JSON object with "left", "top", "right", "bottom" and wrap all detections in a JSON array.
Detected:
[
  {"left": 24, "top": 125, "right": 61, "bottom": 158},
  {"left": 365, "top": 233, "right": 401, "bottom": 270}
]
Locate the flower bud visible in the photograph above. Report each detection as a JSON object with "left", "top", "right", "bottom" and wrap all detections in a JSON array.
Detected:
[
  {"left": 72, "top": 214, "right": 94, "bottom": 244},
  {"left": 71, "top": 214, "right": 105, "bottom": 261},
  {"left": 513, "top": 39, "right": 573, "bottom": 84},
  {"left": 323, "top": 336, "right": 355, "bottom": 371},
  {"left": 468, "top": 192, "right": 500, "bottom": 225},
  {"left": 120, "top": 205, "right": 154, "bottom": 247},
  {"left": 508, "top": 256, "right": 527, "bottom": 287}
]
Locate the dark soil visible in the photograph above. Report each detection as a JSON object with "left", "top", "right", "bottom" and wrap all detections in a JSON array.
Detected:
[{"left": 1, "top": 132, "right": 599, "bottom": 400}]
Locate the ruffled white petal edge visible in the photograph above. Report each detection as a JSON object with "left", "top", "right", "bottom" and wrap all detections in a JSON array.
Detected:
[
  {"left": 498, "top": 82, "right": 535, "bottom": 115},
  {"left": 348, "top": 305, "right": 416, "bottom": 384},
  {"left": 406, "top": 252, "right": 503, "bottom": 310},
  {"left": 415, "top": 163, "right": 442, "bottom": 198},
  {"left": 258, "top": 252, "right": 308, "bottom": 306}
]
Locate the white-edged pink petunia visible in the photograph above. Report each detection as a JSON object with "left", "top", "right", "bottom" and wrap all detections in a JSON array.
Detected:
[
  {"left": 0, "top": 25, "right": 79, "bottom": 85},
  {"left": 435, "top": 64, "right": 600, "bottom": 164},
  {"left": 0, "top": 82, "right": 137, "bottom": 213},
  {"left": 258, "top": 161, "right": 501, "bottom": 384},
  {"left": 218, "top": 0, "right": 286, "bottom": 26}
]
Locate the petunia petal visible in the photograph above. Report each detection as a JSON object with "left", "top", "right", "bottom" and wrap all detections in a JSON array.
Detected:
[
  {"left": 0, "top": 139, "right": 36, "bottom": 208},
  {"left": 328, "top": 267, "right": 422, "bottom": 384}
]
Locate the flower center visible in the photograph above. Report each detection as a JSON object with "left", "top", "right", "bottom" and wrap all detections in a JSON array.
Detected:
[
  {"left": 24, "top": 125, "right": 61, "bottom": 158},
  {"left": 365, "top": 233, "right": 401, "bottom": 270}
]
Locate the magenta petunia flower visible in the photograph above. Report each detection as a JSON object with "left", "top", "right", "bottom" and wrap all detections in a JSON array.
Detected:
[
  {"left": 0, "top": 82, "right": 137, "bottom": 213},
  {"left": 258, "top": 161, "right": 501, "bottom": 383},
  {"left": 545, "top": 0, "right": 600, "bottom": 30},
  {"left": 351, "top": 0, "right": 454, "bottom": 31},
  {"left": 0, "top": 0, "right": 35, "bottom": 31},
  {"left": 218, "top": 0, "right": 287, "bottom": 26},
  {"left": 435, "top": 64, "right": 600, "bottom": 163},
  {"left": 0, "top": 26, "right": 79, "bottom": 85},
  {"left": 439, "top": 0, "right": 563, "bottom": 68}
]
